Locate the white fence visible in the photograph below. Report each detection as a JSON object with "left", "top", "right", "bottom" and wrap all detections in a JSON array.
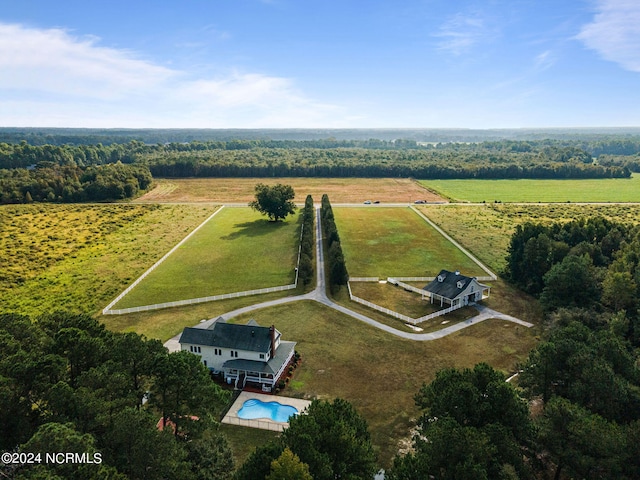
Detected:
[
  {"left": 103, "top": 207, "right": 305, "bottom": 316},
  {"left": 103, "top": 284, "right": 298, "bottom": 315},
  {"left": 387, "top": 278, "right": 426, "bottom": 294},
  {"left": 347, "top": 280, "right": 464, "bottom": 325},
  {"left": 348, "top": 277, "right": 380, "bottom": 282}
]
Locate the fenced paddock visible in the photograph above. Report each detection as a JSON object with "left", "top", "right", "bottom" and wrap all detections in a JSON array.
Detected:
[
  {"left": 104, "top": 207, "right": 302, "bottom": 314},
  {"left": 333, "top": 207, "right": 493, "bottom": 279},
  {"left": 337, "top": 205, "right": 496, "bottom": 325}
]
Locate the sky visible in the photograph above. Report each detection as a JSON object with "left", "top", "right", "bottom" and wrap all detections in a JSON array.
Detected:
[{"left": 1, "top": 0, "right": 639, "bottom": 129}]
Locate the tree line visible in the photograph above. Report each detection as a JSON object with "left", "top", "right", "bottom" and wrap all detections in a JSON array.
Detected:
[
  {"left": 388, "top": 216, "right": 640, "bottom": 479},
  {"left": 0, "top": 162, "right": 153, "bottom": 204},
  {"left": 1, "top": 139, "right": 635, "bottom": 179},
  {"left": 320, "top": 195, "right": 349, "bottom": 293},
  {"left": 297, "top": 195, "right": 315, "bottom": 287}
]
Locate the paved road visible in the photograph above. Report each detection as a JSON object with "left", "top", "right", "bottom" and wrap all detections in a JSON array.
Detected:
[{"left": 164, "top": 206, "right": 533, "bottom": 351}]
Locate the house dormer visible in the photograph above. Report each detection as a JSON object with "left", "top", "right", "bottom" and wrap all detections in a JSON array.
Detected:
[
  {"left": 456, "top": 280, "right": 464, "bottom": 289},
  {"left": 437, "top": 274, "right": 445, "bottom": 282}
]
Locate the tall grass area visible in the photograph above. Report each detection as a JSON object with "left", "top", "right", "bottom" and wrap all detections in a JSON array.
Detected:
[
  {"left": 115, "top": 207, "right": 300, "bottom": 309},
  {"left": 0, "top": 204, "right": 216, "bottom": 317},
  {"left": 227, "top": 301, "right": 538, "bottom": 468},
  {"left": 420, "top": 203, "right": 640, "bottom": 273},
  {"left": 420, "top": 175, "right": 640, "bottom": 203},
  {"left": 333, "top": 207, "right": 486, "bottom": 278}
]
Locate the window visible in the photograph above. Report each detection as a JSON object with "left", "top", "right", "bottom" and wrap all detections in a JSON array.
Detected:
[
  {"left": 259, "top": 354, "right": 265, "bottom": 359},
  {"left": 203, "top": 360, "right": 207, "bottom": 367},
  {"left": 190, "top": 346, "right": 193, "bottom": 352}
]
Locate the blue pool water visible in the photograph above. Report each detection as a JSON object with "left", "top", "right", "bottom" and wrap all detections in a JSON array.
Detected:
[{"left": 237, "top": 399, "right": 298, "bottom": 423}]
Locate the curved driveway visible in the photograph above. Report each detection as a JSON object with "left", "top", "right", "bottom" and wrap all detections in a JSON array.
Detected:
[{"left": 165, "top": 206, "right": 532, "bottom": 351}]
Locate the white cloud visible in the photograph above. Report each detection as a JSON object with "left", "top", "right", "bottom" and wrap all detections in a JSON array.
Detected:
[
  {"left": 434, "top": 13, "right": 493, "bottom": 56},
  {"left": 0, "top": 22, "right": 346, "bottom": 127},
  {"left": 577, "top": 0, "right": 640, "bottom": 72}
]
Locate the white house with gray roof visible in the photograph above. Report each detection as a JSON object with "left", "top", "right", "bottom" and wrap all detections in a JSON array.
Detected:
[
  {"left": 422, "top": 269, "right": 490, "bottom": 308},
  {"left": 178, "top": 319, "right": 296, "bottom": 392}
]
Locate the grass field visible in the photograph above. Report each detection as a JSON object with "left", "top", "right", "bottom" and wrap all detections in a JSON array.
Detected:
[
  {"left": 137, "top": 177, "right": 443, "bottom": 203},
  {"left": 0, "top": 204, "right": 216, "bottom": 317},
  {"left": 333, "top": 207, "right": 487, "bottom": 278},
  {"left": 225, "top": 300, "right": 538, "bottom": 468},
  {"left": 420, "top": 203, "right": 640, "bottom": 272},
  {"left": 419, "top": 175, "right": 640, "bottom": 203},
  {"left": 114, "top": 207, "right": 300, "bottom": 309}
]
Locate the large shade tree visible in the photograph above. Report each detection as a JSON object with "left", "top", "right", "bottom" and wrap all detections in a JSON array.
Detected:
[{"left": 249, "top": 183, "right": 296, "bottom": 222}]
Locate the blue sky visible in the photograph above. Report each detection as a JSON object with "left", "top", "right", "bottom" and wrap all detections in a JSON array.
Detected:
[{"left": 1, "top": 0, "right": 639, "bottom": 128}]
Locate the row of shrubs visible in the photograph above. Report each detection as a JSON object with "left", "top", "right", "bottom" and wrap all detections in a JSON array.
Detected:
[
  {"left": 297, "top": 195, "right": 315, "bottom": 286},
  {"left": 320, "top": 194, "right": 349, "bottom": 293}
]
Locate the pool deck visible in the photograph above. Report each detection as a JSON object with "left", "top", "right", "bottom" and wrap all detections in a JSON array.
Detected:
[{"left": 221, "top": 391, "right": 312, "bottom": 432}]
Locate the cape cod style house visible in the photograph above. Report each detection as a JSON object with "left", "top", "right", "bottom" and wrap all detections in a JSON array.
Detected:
[
  {"left": 422, "top": 269, "right": 490, "bottom": 308},
  {"left": 179, "top": 319, "right": 296, "bottom": 392}
]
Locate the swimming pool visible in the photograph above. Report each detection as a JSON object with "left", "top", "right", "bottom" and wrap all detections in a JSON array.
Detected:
[{"left": 237, "top": 398, "right": 299, "bottom": 423}]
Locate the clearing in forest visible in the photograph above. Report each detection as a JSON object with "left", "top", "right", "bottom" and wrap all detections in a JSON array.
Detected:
[{"left": 113, "top": 207, "right": 300, "bottom": 309}]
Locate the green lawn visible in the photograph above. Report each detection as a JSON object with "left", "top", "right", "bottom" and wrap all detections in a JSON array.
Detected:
[
  {"left": 333, "top": 207, "right": 486, "bottom": 278},
  {"left": 226, "top": 300, "right": 539, "bottom": 468},
  {"left": 420, "top": 175, "right": 640, "bottom": 203},
  {"left": 115, "top": 207, "right": 301, "bottom": 309}
]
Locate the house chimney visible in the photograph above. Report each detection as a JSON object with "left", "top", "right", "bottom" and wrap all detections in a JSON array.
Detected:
[{"left": 269, "top": 325, "right": 276, "bottom": 357}]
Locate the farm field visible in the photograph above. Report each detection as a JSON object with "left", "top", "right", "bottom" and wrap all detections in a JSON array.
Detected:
[
  {"left": 0, "top": 203, "right": 216, "bottom": 317},
  {"left": 226, "top": 300, "right": 538, "bottom": 467},
  {"left": 114, "top": 207, "right": 300, "bottom": 309},
  {"left": 420, "top": 203, "right": 640, "bottom": 272},
  {"left": 420, "top": 175, "right": 640, "bottom": 203},
  {"left": 333, "top": 207, "right": 487, "bottom": 278},
  {"left": 136, "top": 177, "right": 443, "bottom": 203}
]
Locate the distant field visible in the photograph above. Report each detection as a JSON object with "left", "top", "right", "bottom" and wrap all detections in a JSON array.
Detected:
[
  {"left": 333, "top": 207, "right": 486, "bottom": 278},
  {"left": 137, "top": 177, "right": 442, "bottom": 203},
  {"left": 114, "top": 207, "right": 300, "bottom": 309},
  {"left": 420, "top": 176, "right": 640, "bottom": 203}
]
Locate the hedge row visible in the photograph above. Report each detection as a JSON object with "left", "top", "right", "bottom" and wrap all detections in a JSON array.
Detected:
[
  {"left": 297, "top": 195, "right": 315, "bottom": 286},
  {"left": 320, "top": 194, "right": 348, "bottom": 293}
]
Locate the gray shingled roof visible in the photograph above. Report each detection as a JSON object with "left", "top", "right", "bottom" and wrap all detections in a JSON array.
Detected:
[
  {"left": 423, "top": 269, "right": 475, "bottom": 300},
  {"left": 179, "top": 321, "right": 278, "bottom": 353}
]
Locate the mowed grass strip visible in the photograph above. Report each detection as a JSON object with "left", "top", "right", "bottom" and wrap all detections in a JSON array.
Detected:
[
  {"left": 137, "top": 177, "right": 442, "bottom": 203},
  {"left": 115, "top": 207, "right": 300, "bottom": 309},
  {"left": 419, "top": 175, "right": 640, "bottom": 203},
  {"left": 333, "top": 207, "right": 486, "bottom": 278}
]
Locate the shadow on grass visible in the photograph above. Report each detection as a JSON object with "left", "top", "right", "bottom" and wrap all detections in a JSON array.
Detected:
[{"left": 220, "top": 219, "right": 290, "bottom": 240}]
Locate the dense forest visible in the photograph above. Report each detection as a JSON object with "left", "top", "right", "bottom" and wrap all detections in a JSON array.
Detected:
[
  {"left": 2, "top": 139, "right": 639, "bottom": 195},
  {"left": 0, "top": 312, "right": 234, "bottom": 479},
  {"left": 0, "top": 162, "right": 152, "bottom": 204}
]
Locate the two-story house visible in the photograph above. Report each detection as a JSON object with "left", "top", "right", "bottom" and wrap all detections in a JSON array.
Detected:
[{"left": 178, "top": 319, "right": 296, "bottom": 391}]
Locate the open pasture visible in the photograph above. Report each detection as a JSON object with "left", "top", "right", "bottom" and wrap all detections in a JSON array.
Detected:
[
  {"left": 114, "top": 207, "right": 300, "bottom": 309},
  {"left": 0, "top": 203, "right": 216, "bottom": 317},
  {"left": 137, "top": 177, "right": 442, "bottom": 203},
  {"left": 419, "top": 175, "right": 640, "bottom": 203},
  {"left": 420, "top": 203, "right": 640, "bottom": 272},
  {"left": 333, "top": 207, "right": 487, "bottom": 278}
]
